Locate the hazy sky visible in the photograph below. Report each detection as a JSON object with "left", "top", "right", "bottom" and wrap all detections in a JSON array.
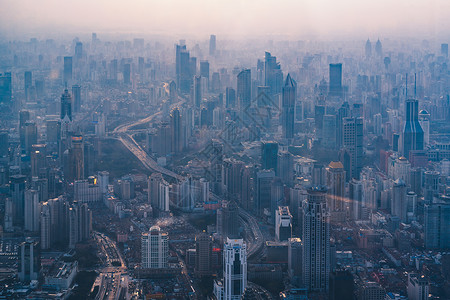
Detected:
[{"left": 1, "top": 0, "right": 449, "bottom": 40}]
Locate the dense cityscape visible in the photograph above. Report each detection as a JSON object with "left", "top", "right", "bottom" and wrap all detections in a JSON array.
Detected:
[{"left": 0, "top": 3, "right": 450, "bottom": 300}]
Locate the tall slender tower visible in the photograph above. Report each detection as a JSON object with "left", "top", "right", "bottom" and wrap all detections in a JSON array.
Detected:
[
  {"left": 282, "top": 74, "right": 296, "bottom": 139},
  {"left": 223, "top": 238, "right": 247, "bottom": 299},
  {"left": 237, "top": 69, "right": 251, "bottom": 110},
  {"left": 302, "top": 187, "right": 330, "bottom": 292},
  {"left": 341, "top": 117, "right": 363, "bottom": 180},
  {"left": 402, "top": 99, "right": 424, "bottom": 159},
  {"left": 170, "top": 107, "right": 183, "bottom": 153}
]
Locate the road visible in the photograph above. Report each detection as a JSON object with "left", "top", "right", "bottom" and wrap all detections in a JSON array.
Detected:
[{"left": 93, "top": 232, "right": 130, "bottom": 300}]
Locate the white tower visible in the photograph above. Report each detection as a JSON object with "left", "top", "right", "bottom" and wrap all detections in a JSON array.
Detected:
[{"left": 223, "top": 238, "right": 247, "bottom": 299}]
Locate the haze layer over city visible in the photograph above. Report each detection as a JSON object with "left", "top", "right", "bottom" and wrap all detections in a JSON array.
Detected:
[{"left": 0, "top": 1, "right": 449, "bottom": 299}]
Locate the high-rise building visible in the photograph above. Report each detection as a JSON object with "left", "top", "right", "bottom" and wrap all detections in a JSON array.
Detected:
[
  {"left": 24, "top": 71, "right": 32, "bottom": 100},
  {"left": 24, "top": 190, "right": 40, "bottom": 232},
  {"left": 24, "top": 121, "right": 38, "bottom": 154},
  {"left": 176, "top": 44, "right": 192, "bottom": 93},
  {"left": 261, "top": 141, "right": 278, "bottom": 171},
  {"left": 264, "top": 52, "right": 283, "bottom": 96},
  {"left": 329, "top": 269, "right": 355, "bottom": 300},
  {"left": 69, "top": 135, "right": 84, "bottom": 182},
  {"left": 326, "top": 161, "right": 346, "bottom": 213},
  {"left": 75, "top": 42, "right": 83, "bottom": 60},
  {"left": 237, "top": 69, "right": 251, "bottom": 110},
  {"left": 193, "top": 75, "right": 202, "bottom": 107},
  {"left": 281, "top": 74, "right": 296, "bottom": 139},
  {"left": 63, "top": 56, "right": 73, "bottom": 85},
  {"left": 288, "top": 238, "right": 302, "bottom": 281},
  {"left": 123, "top": 63, "right": 131, "bottom": 84},
  {"left": 418, "top": 110, "right": 430, "bottom": 146},
  {"left": 358, "top": 282, "right": 385, "bottom": 300},
  {"left": 329, "top": 63, "right": 343, "bottom": 97},
  {"left": 407, "top": 273, "right": 429, "bottom": 300},
  {"left": 375, "top": 39, "right": 382, "bottom": 57},
  {"left": 148, "top": 173, "right": 163, "bottom": 208},
  {"left": 302, "top": 187, "right": 330, "bottom": 292},
  {"left": 255, "top": 170, "right": 275, "bottom": 216},
  {"left": 365, "top": 39, "right": 372, "bottom": 57},
  {"left": 40, "top": 202, "right": 51, "bottom": 250},
  {"left": 403, "top": 99, "right": 424, "bottom": 159},
  {"left": 391, "top": 179, "right": 407, "bottom": 223},
  {"left": 223, "top": 238, "right": 247, "bottom": 300},
  {"left": 441, "top": 43, "right": 449, "bottom": 58},
  {"left": 349, "top": 179, "right": 364, "bottom": 220},
  {"left": 226, "top": 87, "right": 236, "bottom": 108},
  {"left": 141, "top": 226, "right": 168, "bottom": 268},
  {"left": 0, "top": 130, "right": 8, "bottom": 157},
  {"left": 61, "top": 89, "right": 72, "bottom": 122},
  {"left": 275, "top": 206, "right": 292, "bottom": 242},
  {"left": 0, "top": 72, "right": 12, "bottom": 104},
  {"left": 11, "top": 175, "right": 27, "bottom": 227},
  {"left": 170, "top": 107, "right": 183, "bottom": 153},
  {"left": 18, "top": 239, "right": 40, "bottom": 282},
  {"left": 200, "top": 60, "right": 210, "bottom": 80},
  {"left": 71, "top": 85, "right": 81, "bottom": 113},
  {"left": 195, "top": 232, "right": 213, "bottom": 277},
  {"left": 209, "top": 35, "right": 216, "bottom": 56},
  {"left": 322, "top": 115, "right": 337, "bottom": 149},
  {"left": 341, "top": 117, "right": 363, "bottom": 180},
  {"left": 424, "top": 196, "right": 450, "bottom": 249}
]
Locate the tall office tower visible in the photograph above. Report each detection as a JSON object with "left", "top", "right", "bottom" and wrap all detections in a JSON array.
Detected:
[
  {"left": 40, "top": 202, "right": 51, "bottom": 250},
  {"left": 264, "top": 52, "right": 283, "bottom": 96},
  {"left": 237, "top": 69, "right": 251, "bottom": 110},
  {"left": 312, "top": 163, "right": 325, "bottom": 186},
  {"left": 71, "top": 85, "right": 81, "bottom": 113},
  {"left": 441, "top": 43, "right": 449, "bottom": 58},
  {"left": 222, "top": 159, "right": 244, "bottom": 198},
  {"left": 24, "top": 121, "right": 37, "bottom": 154},
  {"left": 223, "top": 238, "right": 247, "bottom": 300},
  {"left": 407, "top": 273, "right": 429, "bottom": 300},
  {"left": 336, "top": 102, "right": 350, "bottom": 148},
  {"left": 329, "top": 269, "right": 355, "bottom": 300},
  {"left": 424, "top": 196, "right": 450, "bottom": 249},
  {"left": 24, "top": 190, "right": 40, "bottom": 232},
  {"left": 349, "top": 179, "right": 363, "bottom": 220},
  {"left": 211, "top": 72, "right": 220, "bottom": 92},
  {"left": 193, "top": 75, "right": 202, "bottom": 107},
  {"left": 60, "top": 88, "right": 72, "bottom": 126},
  {"left": 148, "top": 173, "right": 163, "bottom": 207},
  {"left": 31, "top": 144, "right": 46, "bottom": 177},
  {"left": 302, "top": 187, "right": 330, "bottom": 292},
  {"left": 314, "top": 105, "right": 326, "bottom": 137},
  {"left": 24, "top": 71, "right": 32, "bottom": 100},
  {"left": 11, "top": 175, "right": 26, "bottom": 227},
  {"left": 418, "top": 110, "right": 430, "bottom": 146},
  {"left": 0, "top": 130, "right": 8, "bottom": 157},
  {"left": 275, "top": 206, "right": 292, "bottom": 242},
  {"left": 123, "top": 63, "right": 131, "bottom": 84},
  {"left": 375, "top": 39, "right": 382, "bottom": 57},
  {"left": 288, "top": 238, "right": 302, "bottom": 282},
  {"left": 261, "top": 141, "right": 278, "bottom": 171},
  {"left": 75, "top": 42, "right": 83, "bottom": 60},
  {"left": 403, "top": 99, "right": 424, "bottom": 159},
  {"left": 326, "top": 161, "right": 346, "bottom": 213},
  {"left": 358, "top": 282, "right": 385, "bottom": 300},
  {"left": 63, "top": 56, "right": 73, "bottom": 85},
  {"left": 281, "top": 74, "right": 296, "bottom": 139},
  {"left": 110, "top": 59, "right": 118, "bottom": 81},
  {"left": 176, "top": 44, "right": 192, "bottom": 93},
  {"left": 141, "top": 226, "right": 169, "bottom": 268},
  {"left": 277, "top": 151, "right": 293, "bottom": 185},
  {"left": 225, "top": 87, "right": 236, "bottom": 108},
  {"left": 170, "top": 107, "right": 183, "bottom": 153},
  {"left": 158, "top": 179, "right": 170, "bottom": 212},
  {"left": 256, "top": 169, "right": 275, "bottom": 216},
  {"left": 19, "top": 110, "right": 31, "bottom": 147},
  {"left": 322, "top": 115, "right": 337, "bottom": 149},
  {"left": 341, "top": 117, "right": 363, "bottom": 180},
  {"left": 423, "top": 171, "right": 440, "bottom": 202},
  {"left": 329, "top": 63, "right": 343, "bottom": 97},
  {"left": 18, "top": 239, "right": 40, "bottom": 282},
  {"left": 70, "top": 135, "right": 84, "bottom": 181},
  {"left": 391, "top": 179, "right": 407, "bottom": 222},
  {"left": 68, "top": 201, "right": 91, "bottom": 248},
  {"left": 0, "top": 72, "right": 12, "bottom": 104},
  {"left": 209, "top": 35, "right": 216, "bottom": 55},
  {"left": 365, "top": 39, "right": 372, "bottom": 57},
  {"left": 209, "top": 139, "right": 224, "bottom": 194},
  {"left": 200, "top": 61, "right": 210, "bottom": 80},
  {"left": 195, "top": 232, "right": 213, "bottom": 277},
  {"left": 270, "top": 178, "right": 284, "bottom": 224}
]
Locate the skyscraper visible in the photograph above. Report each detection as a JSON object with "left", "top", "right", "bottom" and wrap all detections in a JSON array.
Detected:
[
  {"left": 141, "top": 226, "right": 169, "bottom": 268},
  {"left": 223, "top": 238, "right": 247, "bottom": 299},
  {"left": 302, "top": 187, "right": 330, "bottom": 292},
  {"left": 11, "top": 175, "right": 27, "bottom": 227},
  {"left": 18, "top": 239, "right": 40, "bottom": 282},
  {"left": 424, "top": 196, "right": 450, "bottom": 249},
  {"left": 403, "top": 99, "right": 424, "bottom": 159},
  {"left": 282, "top": 74, "right": 296, "bottom": 139},
  {"left": 24, "top": 190, "right": 40, "bottom": 232},
  {"left": 193, "top": 75, "right": 202, "bottom": 107},
  {"left": 365, "top": 39, "right": 372, "bottom": 57},
  {"left": 237, "top": 69, "right": 251, "bottom": 110},
  {"left": 275, "top": 206, "right": 292, "bottom": 242},
  {"left": 24, "top": 71, "right": 32, "bottom": 100},
  {"left": 264, "top": 52, "right": 283, "bottom": 96},
  {"left": 0, "top": 72, "right": 12, "bottom": 104},
  {"left": 326, "top": 161, "right": 346, "bottom": 213},
  {"left": 200, "top": 60, "right": 210, "bottom": 80},
  {"left": 256, "top": 169, "right": 275, "bottom": 216},
  {"left": 375, "top": 39, "right": 382, "bottom": 57},
  {"left": 329, "top": 63, "right": 343, "bottom": 97},
  {"left": 72, "top": 85, "right": 81, "bottom": 113},
  {"left": 209, "top": 35, "right": 216, "bottom": 56},
  {"left": 123, "top": 63, "right": 131, "bottom": 84},
  {"left": 176, "top": 44, "right": 192, "bottom": 93},
  {"left": 341, "top": 117, "right": 363, "bottom": 180},
  {"left": 75, "top": 42, "right": 83, "bottom": 60},
  {"left": 261, "top": 141, "right": 278, "bottom": 171},
  {"left": 61, "top": 89, "right": 72, "bottom": 121},
  {"left": 195, "top": 232, "right": 213, "bottom": 277},
  {"left": 63, "top": 56, "right": 73, "bottom": 85},
  {"left": 170, "top": 107, "right": 183, "bottom": 153}
]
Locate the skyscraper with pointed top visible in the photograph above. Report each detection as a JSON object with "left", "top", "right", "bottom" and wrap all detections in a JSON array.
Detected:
[
  {"left": 375, "top": 39, "right": 382, "bottom": 57},
  {"left": 365, "top": 39, "right": 372, "bottom": 57},
  {"left": 281, "top": 74, "right": 296, "bottom": 139},
  {"left": 402, "top": 99, "right": 424, "bottom": 159}
]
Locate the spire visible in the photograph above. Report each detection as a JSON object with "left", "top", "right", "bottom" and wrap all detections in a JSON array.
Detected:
[{"left": 284, "top": 73, "right": 296, "bottom": 88}]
